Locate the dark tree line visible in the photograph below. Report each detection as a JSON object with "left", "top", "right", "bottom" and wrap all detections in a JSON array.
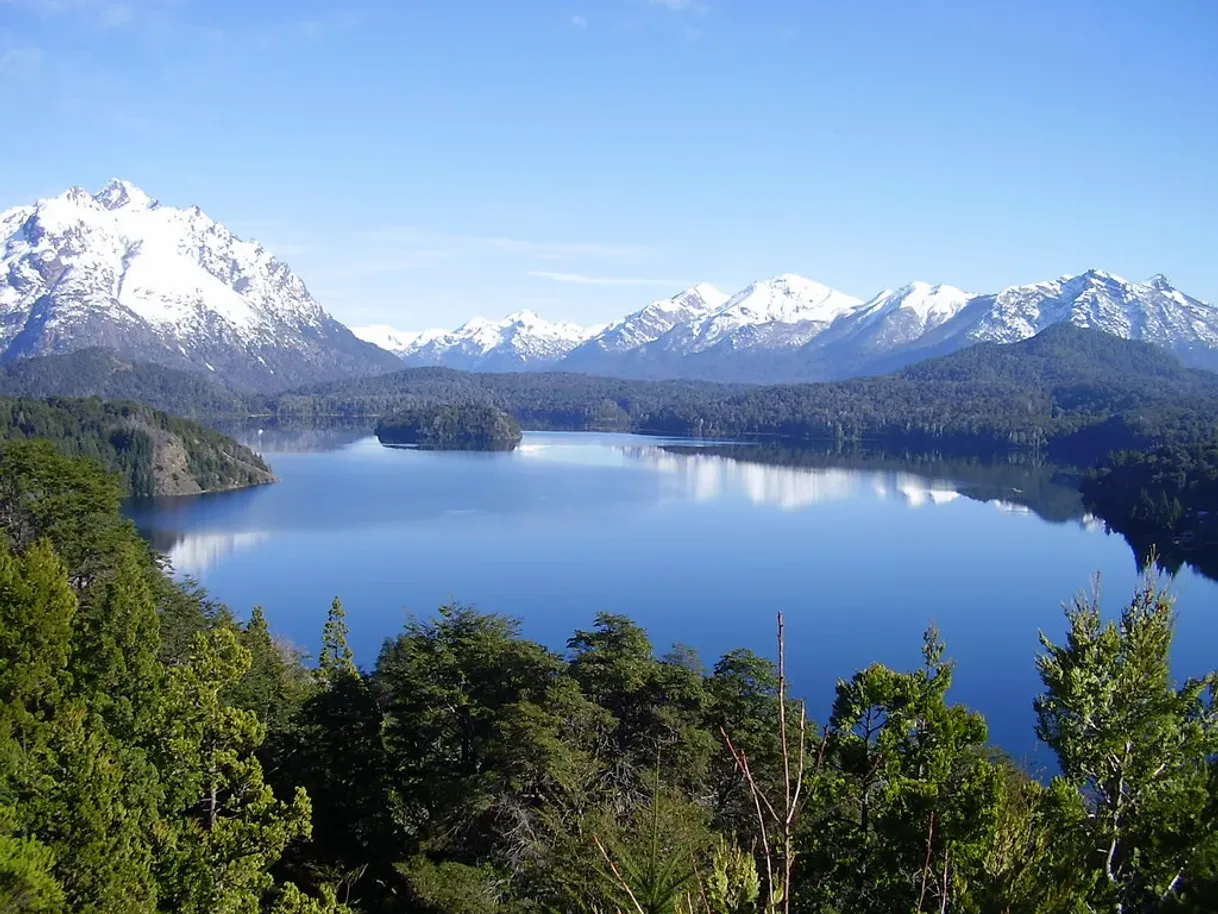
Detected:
[
  {"left": 270, "top": 325, "right": 1218, "bottom": 470},
  {"left": 375, "top": 404, "right": 523, "bottom": 450},
  {"left": 2, "top": 439, "right": 1217, "bottom": 913}
]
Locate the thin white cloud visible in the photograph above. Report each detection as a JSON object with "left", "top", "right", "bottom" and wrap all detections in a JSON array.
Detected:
[
  {"left": 571, "top": 14, "right": 588, "bottom": 28},
  {"left": 480, "top": 236, "right": 644, "bottom": 259},
  {"left": 529, "top": 271, "right": 688, "bottom": 287},
  {"left": 1, "top": 0, "right": 151, "bottom": 27},
  {"left": 358, "top": 227, "right": 649, "bottom": 260},
  {"left": 649, "top": 0, "right": 693, "bottom": 8},
  {"left": 0, "top": 46, "right": 43, "bottom": 74}
]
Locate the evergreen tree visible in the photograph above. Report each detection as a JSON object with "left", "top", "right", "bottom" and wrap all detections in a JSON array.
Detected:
[
  {"left": 1036, "top": 573, "right": 1218, "bottom": 912},
  {"left": 803, "top": 627, "right": 1001, "bottom": 912},
  {"left": 160, "top": 628, "right": 312, "bottom": 914},
  {"left": 318, "top": 598, "right": 357, "bottom": 684}
]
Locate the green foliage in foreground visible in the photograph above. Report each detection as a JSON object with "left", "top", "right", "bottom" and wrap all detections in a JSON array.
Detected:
[
  {"left": 1, "top": 438, "right": 1217, "bottom": 912},
  {"left": 375, "top": 403, "right": 523, "bottom": 450}
]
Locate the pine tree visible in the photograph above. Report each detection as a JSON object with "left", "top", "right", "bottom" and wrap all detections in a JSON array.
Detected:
[
  {"left": 160, "top": 628, "right": 311, "bottom": 914},
  {"left": 318, "top": 598, "right": 357, "bottom": 684}
]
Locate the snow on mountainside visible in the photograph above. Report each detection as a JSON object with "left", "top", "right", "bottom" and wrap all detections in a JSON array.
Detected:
[
  {"left": 0, "top": 180, "right": 402, "bottom": 391},
  {"left": 351, "top": 324, "right": 445, "bottom": 356},
  {"left": 805, "top": 282, "right": 977, "bottom": 359},
  {"left": 658, "top": 274, "right": 865, "bottom": 355},
  {"left": 374, "top": 270, "right": 1218, "bottom": 381},
  {"left": 949, "top": 269, "right": 1218, "bottom": 349},
  {"left": 560, "top": 283, "right": 727, "bottom": 373},
  {"left": 380, "top": 310, "right": 602, "bottom": 372},
  {"left": 584, "top": 283, "right": 729, "bottom": 353}
]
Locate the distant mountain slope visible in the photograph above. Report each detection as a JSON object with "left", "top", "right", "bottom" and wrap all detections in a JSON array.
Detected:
[
  {"left": 562, "top": 283, "right": 727, "bottom": 375},
  {"left": 355, "top": 310, "right": 600, "bottom": 370},
  {"left": 367, "top": 270, "right": 1218, "bottom": 382},
  {"left": 0, "top": 396, "right": 275, "bottom": 496},
  {"left": 274, "top": 325, "right": 1218, "bottom": 465},
  {"left": 0, "top": 180, "right": 403, "bottom": 391},
  {"left": 0, "top": 348, "right": 255, "bottom": 416}
]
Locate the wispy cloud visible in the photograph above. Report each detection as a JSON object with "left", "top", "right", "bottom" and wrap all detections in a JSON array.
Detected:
[
  {"left": 310, "top": 251, "right": 457, "bottom": 283},
  {"left": 0, "top": 46, "right": 43, "bottom": 75},
  {"left": 529, "top": 271, "right": 687, "bottom": 287},
  {"left": 0, "top": 0, "right": 161, "bottom": 27},
  {"left": 478, "top": 236, "right": 644, "bottom": 259},
  {"left": 570, "top": 14, "right": 588, "bottom": 28},
  {"left": 358, "top": 227, "right": 649, "bottom": 261},
  {"left": 648, "top": 0, "right": 693, "bottom": 9}
]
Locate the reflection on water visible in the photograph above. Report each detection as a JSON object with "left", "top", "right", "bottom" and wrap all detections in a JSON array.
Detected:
[
  {"left": 211, "top": 417, "right": 375, "bottom": 453},
  {"left": 617, "top": 444, "right": 965, "bottom": 511},
  {"left": 122, "top": 427, "right": 1218, "bottom": 758},
  {"left": 160, "top": 531, "right": 271, "bottom": 577},
  {"left": 131, "top": 433, "right": 1105, "bottom": 579}
]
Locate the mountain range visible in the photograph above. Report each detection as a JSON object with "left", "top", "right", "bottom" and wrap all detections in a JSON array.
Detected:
[
  {"left": 0, "top": 180, "right": 402, "bottom": 391},
  {"left": 357, "top": 271, "right": 1218, "bottom": 381},
  {"left": 3, "top": 181, "right": 1216, "bottom": 389}
]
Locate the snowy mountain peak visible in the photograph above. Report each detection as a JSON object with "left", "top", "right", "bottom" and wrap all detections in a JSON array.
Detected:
[
  {"left": 561, "top": 283, "right": 728, "bottom": 361},
  {"left": 0, "top": 180, "right": 401, "bottom": 389},
  {"left": 718, "top": 273, "right": 863, "bottom": 325},
  {"left": 687, "top": 282, "right": 729, "bottom": 308},
  {"left": 363, "top": 307, "right": 600, "bottom": 370},
  {"left": 863, "top": 281, "right": 974, "bottom": 324},
  {"left": 355, "top": 268, "right": 1218, "bottom": 381},
  {"left": 96, "top": 179, "right": 157, "bottom": 211}
]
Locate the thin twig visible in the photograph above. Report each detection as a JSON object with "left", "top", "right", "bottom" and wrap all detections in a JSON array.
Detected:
[
  {"left": 594, "top": 834, "right": 647, "bottom": 914},
  {"left": 917, "top": 811, "right": 935, "bottom": 913}
]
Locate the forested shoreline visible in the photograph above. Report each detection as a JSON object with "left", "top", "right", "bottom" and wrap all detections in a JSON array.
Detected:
[
  {"left": 0, "top": 396, "right": 275, "bottom": 496},
  {"left": 2, "top": 438, "right": 1217, "bottom": 913}
]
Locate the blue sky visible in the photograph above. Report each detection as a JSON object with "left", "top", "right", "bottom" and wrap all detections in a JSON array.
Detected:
[{"left": 1, "top": 0, "right": 1215, "bottom": 329}]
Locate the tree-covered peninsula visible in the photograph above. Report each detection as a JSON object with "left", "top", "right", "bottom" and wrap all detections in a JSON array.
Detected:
[
  {"left": 375, "top": 402, "right": 523, "bottom": 450},
  {"left": 0, "top": 396, "right": 275, "bottom": 496}
]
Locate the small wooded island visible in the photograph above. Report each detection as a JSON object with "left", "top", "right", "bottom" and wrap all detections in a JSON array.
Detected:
[{"left": 376, "top": 402, "right": 523, "bottom": 451}]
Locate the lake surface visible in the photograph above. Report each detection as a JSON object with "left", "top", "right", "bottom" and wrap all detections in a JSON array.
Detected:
[{"left": 124, "top": 428, "right": 1218, "bottom": 766}]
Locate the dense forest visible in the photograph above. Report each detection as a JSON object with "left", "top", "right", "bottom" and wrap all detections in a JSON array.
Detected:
[
  {"left": 1082, "top": 443, "right": 1218, "bottom": 576},
  {"left": 6, "top": 328, "right": 1217, "bottom": 471},
  {"left": 0, "top": 348, "right": 254, "bottom": 417},
  {"left": 2, "top": 439, "right": 1217, "bottom": 913},
  {"left": 274, "top": 325, "right": 1218, "bottom": 468},
  {"left": 0, "top": 396, "right": 275, "bottom": 496},
  {"left": 376, "top": 404, "right": 523, "bottom": 450}
]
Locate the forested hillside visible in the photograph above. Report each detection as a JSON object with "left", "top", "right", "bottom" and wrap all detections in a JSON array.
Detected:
[
  {"left": 0, "top": 348, "right": 255, "bottom": 416},
  {"left": 0, "top": 397, "right": 274, "bottom": 496},
  {"left": 1, "top": 440, "right": 1216, "bottom": 912},
  {"left": 9, "top": 328, "right": 1217, "bottom": 471},
  {"left": 279, "top": 324, "right": 1218, "bottom": 466}
]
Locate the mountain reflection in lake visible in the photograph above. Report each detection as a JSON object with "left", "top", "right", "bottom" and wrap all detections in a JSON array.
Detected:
[{"left": 123, "top": 430, "right": 1218, "bottom": 762}]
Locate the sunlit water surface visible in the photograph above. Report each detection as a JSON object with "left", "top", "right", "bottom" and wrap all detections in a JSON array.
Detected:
[{"left": 124, "top": 430, "right": 1218, "bottom": 764}]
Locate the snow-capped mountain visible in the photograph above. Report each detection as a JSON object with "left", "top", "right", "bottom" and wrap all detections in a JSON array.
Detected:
[
  {"left": 350, "top": 324, "right": 445, "bottom": 356},
  {"left": 373, "top": 270, "right": 1218, "bottom": 382},
  {"left": 363, "top": 310, "right": 602, "bottom": 372},
  {"left": 0, "top": 180, "right": 402, "bottom": 390},
  {"left": 946, "top": 269, "right": 1218, "bottom": 350},
  {"left": 657, "top": 274, "right": 865, "bottom": 356},
  {"left": 561, "top": 283, "right": 727, "bottom": 373}
]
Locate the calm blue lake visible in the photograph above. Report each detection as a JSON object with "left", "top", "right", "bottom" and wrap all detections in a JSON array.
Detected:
[{"left": 124, "top": 429, "right": 1218, "bottom": 766}]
